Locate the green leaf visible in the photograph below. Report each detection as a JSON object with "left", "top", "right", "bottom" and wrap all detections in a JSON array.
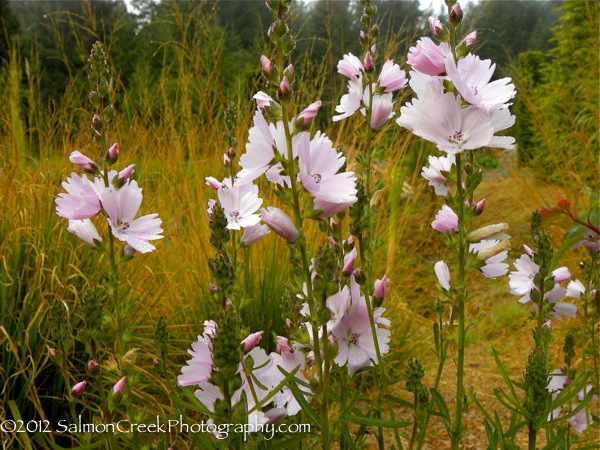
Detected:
[
  {"left": 344, "top": 415, "right": 411, "bottom": 428},
  {"left": 430, "top": 388, "right": 452, "bottom": 436},
  {"left": 491, "top": 347, "right": 518, "bottom": 400},
  {"left": 542, "top": 427, "right": 566, "bottom": 450},
  {"left": 248, "top": 365, "right": 301, "bottom": 413}
]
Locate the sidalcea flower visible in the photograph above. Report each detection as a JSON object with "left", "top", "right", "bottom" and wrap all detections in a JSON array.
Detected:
[
  {"left": 297, "top": 100, "right": 321, "bottom": 126},
  {"left": 205, "top": 176, "right": 222, "bottom": 191},
  {"left": 55, "top": 173, "right": 102, "bottom": 220},
  {"left": 461, "top": 31, "right": 477, "bottom": 47},
  {"left": 253, "top": 91, "right": 274, "bottom": 109},
  {"left": 67, "top": 219, "right": 102, "bottom": 247},
  {"left": 260, "top": 55, "right": 271, "bottom": 75},
  {"left": 333, "top": 77, "right": 363, "bottom": 122},
  {"left": 69, "top": 151, "right": 98, "bottom": 173},
  {"left": 106, "top": 143, "right": 119, "bottom": 163},
  {"left": 241, "top": 331, "right": 264, "bottom": 353},
  {"left": 276, "top": 336, "right": 291, "bottom": 354},
  {"left": 434, "top": 261, "right": 450, "bottom": 290},
  {"left": 373, "top": 275, "right": 390, "bottom": 299},
  {"left": 260, "top": 207, "right": 299, "bottom": 242},
  {"left": 100, "top": 180, "right": 163, "bottom": 254},
  {"left": 509, "top": 254, "right": 539, "bottom": 301},
  {"left": 445, "top": 53, "right": 516, "bottom": 111},
  {"left": 566, "top": 279, "right": 585, "bottom": 299},
  {"left": 378, "top": 60, "right": 407, "bottom": 93},
  {"left": 407, "top": 37, "right": 446, "bottom": 76},
  {"left": 546, "top": 284, "right": 577, "bottom": 321},
  {"left": 332, "top": 293, "right": 390, "bottom": 376},
  {"left": 480, "top": 250, "right": 509, "bottom": 279},
  {"left": 267, "top": 350, "right": 312, "bottom": 416},
  {"left": 337, "top": 53, "right": 363, "bottom": 79},
  {"left": 178, "top": 334, "right": 213, "bottom": 386},
  {"left": 217, "top": 180, "right": 263, "bottom": 230},
  {"left": 552, "top": 267, "right": 571, "bottom": 284},
  {"left": 87, "top": 360, "right": 99, "bottom": 371},
  {"left": 572, "top": 228, "right": 600, "bottom": 254},
  {"left": 432, "top": 205, "right": 459, "bottom": 232},
  {"left": 278, "top": 76, "right": 291, "bottom": 100},
  {"left": 566, "top": 406, "right": 593, "bottom": 433},
  {"left": 112, "top": 376, "right": 126, "bottom": 396},
  {"left": 342, "top": 247, "right": 357, "bottom": 276},
  {"left": 428, "top": 17, "right": 443, "bottom": 37},
  {"left": 298, "top": 131, "right": 357, "bottom": 217},
  {"left": 240, "top": 223, "right": 269, "bottom": 247},
  {"left": 421, "top": 154, "right": 455, "bottom": 196},
  {"left": 72, "top": 381, "right": 87, "bottom": 395},
  {"left": 370, "top": 95, "right": 394, "bottom": 130},
  {"left": 474, "top": 198, "right": 486, "bottom": 213},
  {"left": 118, "top": 164, "right": 135, "bottom": 184},
  {"left": 364, "top": 52, "right": 373, "bottom": 72}
]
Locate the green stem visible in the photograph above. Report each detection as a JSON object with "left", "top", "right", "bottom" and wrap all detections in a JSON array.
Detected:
[
  {"left": 58, "top": 340, "right": 78, "bottom": 424},
  {"left": 408, "top": 389, "right": 419, "bottom": 450},
  {"left": 90, "top": 339, "right": 116, "bottom": 450},
  {"left": 528, "top": 422, "right": 536, "bottom": 450}
]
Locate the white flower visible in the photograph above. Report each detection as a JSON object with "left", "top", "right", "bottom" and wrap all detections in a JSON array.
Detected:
[
  {"left": 434, "top": 261, "right": 450, "bottom": 290},
  {"left": 67, "top": 219, "right": 102, "bottom": 247},
  {"left": 421, "top": 154, "right": 455, "bottom": 195},
  {"left": 217, "top": 180, "right": 263, "bottom": 230},
  {"left": 509, "top": 254, "right": 540, "bottom": 302}
]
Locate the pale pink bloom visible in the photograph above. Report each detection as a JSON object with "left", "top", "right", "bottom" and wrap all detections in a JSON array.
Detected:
[
  {"left": 205, "top": 176, "right": 222, "bottom": 191},
  {"left": 488, "top": 108, "right": 516, "bottom": 150},
  {"left": 326, "top": 286, "right": 351, "bottom": 328},
  {"left": 217, "top": 180, "right": 262, "bottom": 230},
  {"left": 475, "top": 198, "right": 486, "bottom": 213},
  {"left": 178, "top": 335, "right": 213, "bottom": 386},
  {"left": 408, "top": 70, "right": 445, "bottom": 99},
  {"left": 421, "top": 154, "right": 455, "bottom": 196},
  {"left": 431, "top": 205, "right": 459, "bottom": 232},
  {"left": 364, "top": 52, "right": 373, "bottom": 71},
  {"left": 462, "top": 31, "right": 477, "bottom": 47},
  {"left": 445, "top": 53, "right": 516, "bottom": 111},
  {"left": 523, "top": 244, "right": 534, "bottom": 257},
  {"left": 572, "top": 228, "right": 600, "bottom": 254},
  {"left": 278, "top": 76, "right": 291, "bottom": 98},
  {"left": 67, "top": 219, "right": 102, "bottom": 246},
  {"left": 112, "top": 376, "right": 126, "bottom": 395},
  {"left": 481, "top": 251, "right": 509, "bottom": 279},
  {"left": 434, "top": 261, "right": 450, "bottom": 290},
  {"left": 342, "top": 248, "right": 357, "bottom": 275},
  {"left": 203, "top": 320, "right": 217, "bottom": 337},
  {"left": 55, "top": 173, "right": 101, "bottom": 220},
  {"left": 49, "top": 347, "right": 56, "bottom": 357},
  {"left": 577, "top": 385, "right": 598, "bottom": 402},
  {"left": 118, "top": 164, "right": 135, "bottom": 183},
  {"left": 260, "top": 207, "right": 299, "bottom": 241},
  {"left": 298, "top": 131, "right": 357, "bottom": 217},
  {"left": 240, "top": 223, "right": 269, "bottom": 246},
  {"left": 373, "top": 275, "right": 390, "bottom": 299},
  {"left": 397, "top": 91, "right": 496, "bottom": 154},
  {"left": 566, "top": 406, "right": 593, "bottom": 433},
  {"left": 223, "top": 153, "right": 230, "bottom": 166},
  {"left": 241, "top": 331, "right": 264, "bottom": 353},
  {"left": 428, "top": 17, "right": 443, "bottom": 36},
  {"left": 333, "top": 77, "right": 363, "bottom": 122},
  {"left": 542, "top": 320, "right": 552, "bottom": 332},
  {"left": 72, "top": 381, "right": 87, "bottom": 395},
  {"left": 260, "top": 55, "right": 271, "bottom": 74},
  {"left": 546, "top": 284, "right": 577, "bottom": 321},
  {"left": 276, "top": 336, "right": 291, "bottom": 354},
  {"left": 547, "top": 369, "right": 568, "bottom": 398},
  {"left": 332, "top": 294, "right": 390, "bottom": 376},
  {"left": 284, "top": 64, "right": 294, "bottom": 76},
  {"left": 451, "top": 2, "right": 462, "bottom": 19},
  {"left": 297, "top": 100, "right": 321, "bottom": 125},
  {"left": 107, "top": 143, "right": 119, "bottom": 160},
  {"left": 265, "top": 407, "right": 288, "bottom": 425},
  {"left": 509, "top": 254, "right": 540, "bottom": 301},
  {"left": 370, "top": 96, "right": 394, "bottom": 130},
  {"left": 552, "top": 266, "right": 571, "bottom": 284},
  {"left": 267, "top": 350, "right": 312, "bottom": 415},
  {"left": 100, "top": 180, "right": 163, "bottom": 254},
  {"left": 253, "top": 91, "right": 274, "bottom": 109},
  {"left": 194, "top": 381, "right": 224, "bottom": 413},
  {"left": 87, "top": 360, "right": 99, "bottom": 371},
  {"left": 378, "top": 60, "right": 407, "bottom": 93},
  {"left": 209, "top": 283, "right": 218, "bottom": 292},
  {"left": 337, "top": 53, "right": 364, "bottom": 79},
  {"left": 407, "top": 37, "right": 446, "bottom": 76},
  {"left": 566, "top": 279, "right": 585, "bottom": 299},
  {"left": 69, "top": 151, "right": 97, "bottom": 173}
]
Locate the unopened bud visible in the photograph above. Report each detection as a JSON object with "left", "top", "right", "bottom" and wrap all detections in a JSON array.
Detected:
[
  {"left": 277, "top": 76, "right": 292, "bottom": 102},
  {"left": 72, "top": 381, "right": 87, "bottom": 395},
  {"left": 353, "top": 268, "right": 366, "bottom": 285},
  {"left": 106, "top": 142, "right": 119, "bottom": 164},
  {"left": 118, "top": 164, "right": 135, "bottom": 184},
  {"left": 87, "top": 360, "right": 99, "bottom": 371},
  {"left": 227, "top": 147, "right": 236, "bottom": 159},
  {"left": 112, "top": 376, "right": 126, "bottom": 396},
  {"left": 364, "top": 52, "right": 374, "bottom": 72},
  {"left": 474, "top": 199, "right": 486, "bottom": 214},
  {"left": 223, "top": 153, "right": 231, "bottom": 167},
  {"left": 468, "top": 223, "right": 509, "bottom": 242},
  {"left": 121, "top": 348, "right": 139, "bottom": 368},
  {"left": 449, "top": 2, "right": 462, "bottom": 24}
]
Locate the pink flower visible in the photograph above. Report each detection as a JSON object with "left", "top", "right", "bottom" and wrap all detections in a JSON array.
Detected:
[
  {"left": 100, "top": 180, "right": 163, "bottom": 254},
  {"left": 407, "top": 37, "right": 446, "bottom": 76},
  {"left": 260, "top": 207, "right": 299, "bottom": 241},
  {"left": 178, "top": 335, "right": 213, "bottom": 386},
  {"left": 370, "top": 96, "right": 394, "bottom": 130},
  {"left": 298, "top": 131, "right": 357, "bottom": 217},
  {"left": 72, "top": 381, "right": 87, "bottom": 395},
  {"left": 552, "top": 266, "right": 571, "bottom": 284},
  {"left": 566, "top": 279, "right": 585, "bottom": 299},
  {"left": 450, "top": 3, "right": 462, "bottom": 21},
  {"left": 542, "top": 320, "right": 552, "bottom": 332},
  {"left": 203, "top": 320, "right": 217, "bottom": 337},
  {"left": 337, "top": 53, "right": 363, "bottom": 79},
  {"left": 112, "top": 376, "right": 126, "bottom": 396},
  {"left": 523, "top": 244, "right": 534, "bottom": 257},
  {"left": 428, "top": 17, "right": 443, "bottom": 36},
  {"left": 260, "top": 55, "right": 271, "bottom": 74},
  {"left": 106, "top": 143, "right": 119, "bottom": 162},
  {"left": 241, "top": 331, "right": 264, "bottom": 353},
  {"left": 421, "top": 154, "right": 455, "bottom": 196},
  {"left": 267, "top": 350, "right": 312, "bottom": 415},
  {"left": 332, "top": 294, "right": 390, "bottom": 376},
  {"left": 509, "top": 254, "right": 540, "bottom": 301},
  {"left": 333, "top": 77, "right": 363, "bottom": 122},
  {"left": 566, "top": 406, "right": 593, "bottom": 433},
  {"left": 342, "top": 248, "right": 357, "bottom": 276},
  {"left": 577, "top": 384, "right": 598, "bottom": 402},
  {"left": 118, "top": 164, "right": 135, "bottom": 183},
  {"left": 475, "top": 198, "right": 486, "bottom": 213},
  {"left": 373, "top": 275, "right": 390, "bottom": 299},
  {"left": 431, "top": 205, "right": 459, "bottom": 232},
  {"left": 253, "top": 91, "right": 274, "bottom": 109},
  {"left": 364, "top": 52, "right": 373, "bottom": 72},
  {"left": 445, "top": 53, "right": 516, "bottom": 111},
  {"left": 67, "top": 219, "right": 102, "bottom": 246},
  {"left": 434, "top": 261, "right": 450, "bottom": 290},
  {"left": 378, "top": 60, "right": 407, "bottom": 93},
  {"left": 217, "top": 180, "right": 263, "bottom": 230},
  {"left": 297, "top": 100, "right": 321, "bottom": 125},
  {"left": 278, "top": 76, "right": 291, "bottom": 100},
  {"left": 69, "top": 151, "right": 97, "bottom": 173},
  {"left": 205, "top": 176, "right": 222, "bottom": 191},
  {"left": 480, "top": 251, "right": 509, "bottom": 279},
  {"left": 241, "top": 223, "right": 269, "bottom": 246},
  {"left": 276, "top": 336, "right": 291, "bottom": 354},
  {"left": 462, "top": 31, "right": 477, "bottom": 47},
  {"left": 55, "top": 173, "right": 101, "bottom": 220},
  {"left": 87, "top": 360, "right": 99, "bottom": 371},
  {"left": 48, "top": 347, "right": 56, "bottom": 357}
]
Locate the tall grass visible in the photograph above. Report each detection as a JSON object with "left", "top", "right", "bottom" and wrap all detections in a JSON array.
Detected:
[{"left": 1, "top": 1, "right": 596, "bottom": 448}]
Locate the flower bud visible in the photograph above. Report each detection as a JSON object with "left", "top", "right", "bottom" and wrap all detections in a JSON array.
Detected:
[
  {"left": 260, "top": 207, "right": 299, "bottom": 241},
  {"left": 428, "top": 17, "right": 443, "bottom": 36},
  {"left": 106, "top": 142, "right": 119, "bottom": 164},
  {"left": 449, "top": 2, "right": 463, "bottom": 24},
  {"left": 552, "top": 267, "right": 571, "bottom": 284},
  {"left": 117, "top": 164, "right": 135, "bottom": 184},
  {"left": 475, "top": 240, "right": 510, "bottom": 261},
  {"left": 524, "top": 244, "right": 534, "bottom": 257},
  {"left": 359, "top": 30, "right": 366, "bottom": 46},
  {"left": 297, "top": 100, "right": 321, "bottom": 126},
  {"left": 69, "top": 151, "right": 99, "bottom": 174},
  {"left": 121, "top": 348, "right": 139, "bottom": 368},
  {"left": 49, "top": 347, "right": 56, "bottom": 357},
  {"left": 474, "top": 198, "right": 486, "bottom": 214},
  {"left": 204, "top": 320, "right": 217, "bottom": 337},
  {"left": 276, "top": 336, "right": 291, "bottom": 354},
  {"left": 327, "top": 236, "right": 337, "bottom": 248},
  {"left": 342, "top": 248, "right": 357, "bottom": 276},
  {"left": 223, "top": 153, "right": 230, "bottom": 167},
  {"left": 124, "top": 244, "right": 136, "bottom": 257},
  {"left": 277, "top": 76, "right": 292, "bottom": 102},
  {"left": 464, "top": 30, "right": 477, "bottom": 47},
  {"left": 542, "top": 320, "right": 552, "bottom": 332},
  {"left": 374, "top": 275, "right": 390, "bottom": 299},
  {"left": 467, "top": 223, "right": 509, "bottom": 242},
  {"left": 260, "top": 55, "right": 272, "bottom": 75},
  {"left": 112, "top": 376, "right": 126, "bottom": 396},
  {"left": 72, "top": 381, "right": 87, "bottom": 395},
  {"left": 254, "top": 91, "right": 274, "bottom": 110},
  {"left": 364, "top": 52, "right": 374, "bottom": 72},
  {"left": 434, "top": 261, "right": 450, "bottom": 290},
  {"left": 227, "top": 147, "right": 236, "bottom": 159},
  {"left": 353, "top": 268, "right": 366, "bottom": 285},
  {"left": 370, "top": 97, "right": 393, "bottom": 130},
  {"left": 87, "top": 360, "right": 99, "bottom": 371},
  {"left": 205, "top": 176, "right": 222, "bottom": 191},
  {"left": 91, "top": 114, "right": 103, "bottom": 132},
  {"left": 284, "top": 64, "right": 294, "bottom": 78},
  {"left": 241, "top": 331, "right": 263, "bottom": 353}
]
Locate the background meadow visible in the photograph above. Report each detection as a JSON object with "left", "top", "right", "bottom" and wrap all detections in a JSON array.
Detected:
[{"left": 0, "top": 0, "right": 598, "bottom": 448}]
